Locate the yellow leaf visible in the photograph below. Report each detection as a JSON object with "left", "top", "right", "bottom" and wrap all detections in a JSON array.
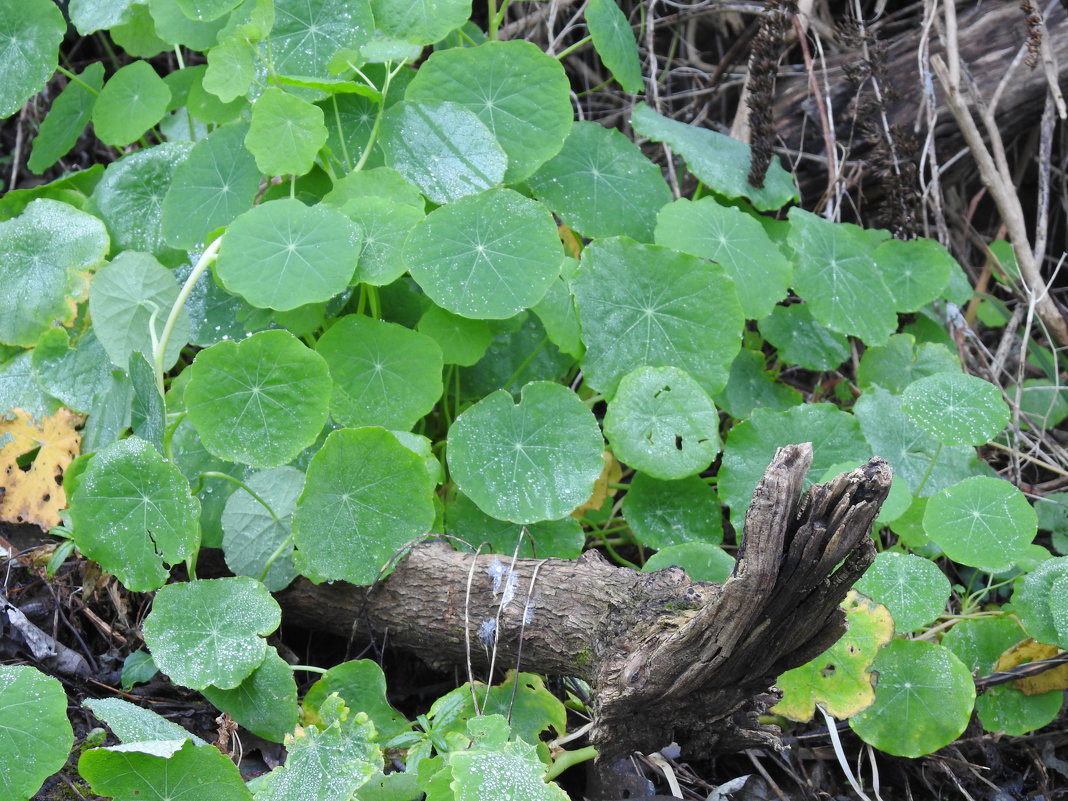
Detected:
[
  {"left": 572, "top": 451, "right": 622, "bottom": 517},
  {"left": 994, "top": 639, "right": 1068, "bottom": 695},
  {"left": 0, "top": 407, "right": 85, "bottom": 530}
]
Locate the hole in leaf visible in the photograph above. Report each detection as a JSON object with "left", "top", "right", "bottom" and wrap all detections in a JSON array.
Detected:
[
  {"left": 16, "top": 447, "right": 40, "bottom": 470},
  {"left": 674, "top": 435, "right": 683, "bottom": 450}
]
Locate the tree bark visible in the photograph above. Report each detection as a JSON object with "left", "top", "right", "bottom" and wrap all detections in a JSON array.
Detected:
[{"left": 275, "top": 443, "right": 892, "bottom": 769}]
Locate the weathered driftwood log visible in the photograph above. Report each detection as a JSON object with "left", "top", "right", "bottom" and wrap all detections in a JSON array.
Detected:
[{"left": 276, "top": 443, "right": 891, "bottom": 765}]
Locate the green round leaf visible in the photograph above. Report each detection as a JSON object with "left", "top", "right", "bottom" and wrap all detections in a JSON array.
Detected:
[
  {"left": 92, "top": 61, "right": 172, "bottom": 147},
  {"left": 28, "top": 62, "right": 105, "bottom": 174},
  {"left": 268, "top": 0, "right": 374, "bottom": 76},
  {"left": 79, "top": 740, "right": 250, "bottom": 801},
  {"left": 901, "top": 372, "right": 1010, "bottom": 446},
  {"left": 445, "top": 491, "right": 585, "bottom": 559},
  {"left": 292, "top": 427, "right": 436, "bottom": 585},
  {"left": 149, "top": 0, "right": 229, "bottom": 49},
  {"left": 89, "top": 142, "right": 193, "bottom": 256},
  {"left": 89, "top": 250, "right": 191, "bottom": 371},
  {"left": 222, "top": 466, "right": 303, "bottom": 591},
  {"left": 216, "top": 199, "right": 362, "bottom": 311},
  {"left": 849, "top": 639, "right": 975, "bottom": 758},
  {"left": 202, "top": 646, "right": 299, "bottom": 742},
  {"left": 1012, "top": 556, "right": 1068, "bottom": 648},
  {"left": 143, "top": 577, "right": 280, "bottom": 690},
  {"left": 246, "top": 87, "right": 328, "bottom": 177},
  {"left": 758, "top": 303, "right": 849, "bottom": 371},
  {"left": 923, "top": 476, "right": 1036, "bottom": 570},
  {"left": 713, "top": 348, "right": 802, "bottom": 419},
  {"left": 69, "top": 437, "right": 200, "bottom": 592},
  {"left": 161, "top": 121, "right": 261, "bottom": 249},
  {"left": 406, "top": 40, "right": 572, "bottom": 183},
  {"left": 874, "top": 237, "right": 954, "bottom": 312},
  {"left": 0, "top": 665, "right": 73, "bottom": 801},
  {"left": 84, "top": 697, "right": 205, "bottom": 744},
  {"left": 654, "top": 197, "right": 792, "bottom": 320},
  {"left": 379, "top": 99, "right": 507, "bottom": 205},
  {"left": 641, "top": 542, "right": 734, "bottom": 583},
  {"left": 573, "top": 237, "right": 744, "bottom": 398},
  {"left": 604, "top": 366, "right": 720, "bottom": 480},
  {"left": 585, "top": 0, "right": 643, "bottom": 93},
  {"left": 342, "top": 196, "right": 424, "bottom": 286},
  {"left": 460, "top": 313, "right": 574, "bottom": 398},
  {"left": 856, "top": 333, "right": 960, "bottom": 394},
  {"left": 175, "top": 0, "right": 241, "bottom": 20},
  {"left": 853, "top": 551, "right": 950, "bottom": 633},
  {"left": 417, "top": 305, "right": 492, "bottom": 367},
  {"left": 0, "top": 0, "right": 65, "bottom": 119},
  {"left": 622, "top": 472, "right": 723, "bottom": 550},
  {"left": 315, "top": 314, "right": 443, "bottom": 430},
  {"left": 447, "top": 381, "right": 605, "bottom": 524},
  {"left": 0, "top": 199, "right": 109, "bottom": 347},
  {"left": 370, "top": 0, "right": 469, "bottom": 45},
  {"left": 302, "top": 659, "right": 409, "bottom": 740},
  {"left": 185, "top": 330, "right": 332, "bottom": 468},
  {"left": 404, "top": 188, "right": 563, "bottom": 319},
  {"left": 528, "top": 121, "right": 671, "bottom": 243}
]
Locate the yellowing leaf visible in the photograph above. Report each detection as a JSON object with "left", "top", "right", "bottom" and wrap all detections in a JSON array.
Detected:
[
  {"left": 772, "top": 590, "right": 894, "bottom": 721},
  {"left": 572, "top": 451, "right": 622, "bottom": 518},
  {"left": 0, "top": 407, "right": 84, "bottom": 529},
  {"left": 994, "top": 639, "right": 1068, "bottom": 695}
]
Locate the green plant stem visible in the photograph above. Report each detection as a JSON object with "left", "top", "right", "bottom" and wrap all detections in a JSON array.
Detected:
[
  {"left": 289, "top": 664, "right": 326, "bottom": 674},
  {"left": 914, "top": 442, "right": 943, "bottom": 497},
  {"left": 173, "top": 46, "right": 185, "bottom": 70},
  {"left": 352, "top": 62, "right": 401, "bottom": 173},
  {"left": 544, "top": 746, "right": 597, "bottom": 780},
  {"left": 259, "top": 534, "right": 295, "bottom": 582},
  {"left": 154, "top": 236, "right": 223, "bottom": 394},
  {"left": 55, "top": 66, "right": 100, "bottom": 95},
  {"left": 331, "top": 94, "right": 352, "bottom": 171},
  {"left": 504, "top": 337, "right": 547, "bottom": 390},
  {"left": 591, "top": 529, "right": 638, "bottom": 569},
  {"left": 197, "top": 471, "right": 282, "bottom": 524},
  {"left": 487, "top": 0, "right": 499, "bottom": 39},
  {"left": 555, "top": 35, "right": 592, "bottom": 60}
]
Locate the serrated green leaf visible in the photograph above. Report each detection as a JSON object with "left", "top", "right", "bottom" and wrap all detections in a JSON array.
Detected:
[
  {"left": 622, "top": 472, "right": 722, "bottom": 550},
  {"left": 202, "top": 646, "right": 299, "bottom": 742},
  {"left": 853, "top": 551, "right": 950, "bottom": 633},
  {"left": 246, "top": 87, "right": 328, "bottom": 176},
  {"left": 69, "top": 437, "right": 200, "bottom": 591},
  {"left": 901, "top": 372, "right": 1009, "bottom": 446},
  {"left": 379, "top": 100, "right": 507, "bottom": 204},
  {"left": 293, "top": 427, "right": 435, "bottom": 584},
  {"left": 0, "top": 0, "right": 65, "bottom": 119},
  {"left": 406, "top": 40, "right": 572, "bottom": 183},
  {"left": 215, "top": 199, "right": 362, "bottom": 310},
  {"left": 585, "top": 0, "right": 642, "bottom": 93},
  {"left": 185, "top": 330, "right": 332, "bottom": 468},
  {"left": 28, "top": 62, "right": 104, "bottom": 174},
  {"left": 221, "top": 466, "right": 302, "bottom": 591},
  {"left": 0, "top": 199, "right": 109, "bottom": 347},
  {"left": 302, "top": 659, "right": 410, "bottom": 740},
  {"left": 0, "top": 665, "right": 74, "bottom": 801},
  {"left": 573, "top": 237, "right": 744, "bottom": 398},
  {"left": 92, "top": 61, "right": 172, "bottom": 146},
  {"left": 447, "top": 381, "right": 604, "bottom": 524},
  {"left": 528, "top": 120, "right": 671, "bottom": 242},
  {"left": 447, "top": 725, "right": 569, "bottom": 801}
]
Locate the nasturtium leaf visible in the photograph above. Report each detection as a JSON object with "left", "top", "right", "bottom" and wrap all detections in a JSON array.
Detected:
[
  {"left": 149, "top": 0, "right": 229, "bottom": 49},
  {"left": 854, "top": 386, "right": 977, "bottom": 496},
  {"left": 0, "top": 199, "right": 108, "bottom": 347},
  {"left": 293, "top": 427, "right": 435, "bottom": 584},
  {"left": 92, "top": 61, "right": 171, "bottom": 147},
  {"left": 787, "top": 207, "right": 896, "bottom": 345},
  {"left": 324, "top": 165, "right": 424, "bottom": 210},
  {"left": 856, "top": 333, "right": 960, "bottom": 393},
  {"left": 85, "top": 697, "right": 205, "bottom": 745},
  {"left": 585, "top": 0, "right": 643, "bottom": 93},
  {"left": 460, "top": 313, "right": 574, "bottom": 399},
  {"left": 267, "top": 0, "right": 374, "bottom": 77},
  {"left": 447, "top": 723, "right": 570, "bottom": 801},
  {"left": 849, "top": 639, "right": 975, "bottom": 758},
  {"left": 175, "top": 0, "right": 241, "bottom": 20},
  {"left": 416, "top": 305, "right": 492, "bottom": 367},
  {"left": 1012, "top": 557, "right": 1068, "bottom": 649},
  {"left": 533, "top": 276, "right": 584, "bottom": 361},
  {"left": 404, "top": 188, "right": 563, "bottom": 319},
  {"left": 874, "top": 237, "right": 954, "bottom": 312},
  {"left": 302, "top": 660, "right": 409, "bottom": 739},
  {"left": 204, "top": 39, "right": 255, "bottom": 103},
  {"left": 69, "top": 437, "right": 200, "bottom": 592},
  {"left": 853, "top": 551, "right": 950, "bottom": 633},
  {"left": 161, "top": 121, "right": 260, "bottom": 249},
  {"left": 604, "top": 366, "right": 720, "bottom": 480},
  {"left": 69, "top": 0, "right": 138, "bottom": 34},
  {"left": 1009, "top": 378, "right": 1068, "bottom": 430},
  {"left": 0, "top": 162, "right": 103, "bottom": 220},
  {"left": 79, "top": 739, "right": 252, "bottom": 801},
  {"left": 713, "top": 348, "right": 802, "bottom": 419},
  {"left": 445, "top": 491, "right": 585, "bottom": 559},
  {"left": 901, "top": 372, "right": 1010, "bottom": 446},
  {"left": 718, "top": 404, "right": 870, "bottom": 529},
  {"left": 773, "top": 590, "right": 893, "bottom": 721},
  {"left": 188, "top": 69, "right": 247, "bottom": 124},
  {"left": 630, "top": 102, "right": 798, "bottom": 210},
  {"left": 89, "top": 142, "right": 192, "bottom": 256},
  {"left": 654, "top": 197, "right": 792, "bottom": 319},
  {"left": 759, "top": 303, "right": 850, "bottom": 371},
  {"left": 221, "top": 466, "right": 302, "bottom": 591},
  {"left": 406, "top": 40, "right": 572, "bottom": 183},
  {"left": 110, "top": 3, "right": 169, "bottom": 57},
  {"left": 0, "top": 0, "right": 65, "bottom": 119},
  {"left": 143, "top": 577, "right": 279, "bottom": 690},
  {"left": 0, "top": 352, "right": 53, "bottom": 420},
  {"left": 573, "top": 237, "right": 744, "bottom": 398},
  {"left": 391, "top": 430, "right": 443, "bottom": 486},
  {"left": 185, "top": 330, "right": 331, "bottom": 468},
  {"left": 1036, "top": 493, "right": 1068, "bottom": 555},
  {"left": 340, "top": 196, "right": 424, "bottom": 286},
  {"left": 315, "top": 314, "right": 443, "bottom": 430},
  {"left": 28, "top": 62, "right": 105, "bottom": 174},
  {"left": 245, "top": 87, "right": 328, "bottom": 176},
  {"left": 528, "top": 120, "right": 671, "bottom": 242},
  {"left": 89, "top": 250, "right": 190, "bottom": 371},
  {"left": 0, "top": 665, "right": 73, "bottom": 801},
  {"left": 215, "top": 199, "right": 362, "bottom": 310},
  {"left": 942, "top": 616, "right": 1062, "bottom": 736},
  {"left": 379, "top": 100, "right": 507, "bottom": 204},
  {"left": 447, "top": 381, "right": 604, "bottom": 524},
  {"left": 622, "top": 472, "right": 723, "bottom": 550},
  {"left": 642, "top": 542, "right": 734, "bottom": 583},
  {"left": 202, "top": 646, "right": 298, "bottom": 742},
  {"left": 370, "top": 0, "right": 469, "bottom": 45},
  {"left": 32, "top": 329, "right": 112, "bottom": 414},
  {"left": 130, "top": 352, "right": 165, "bottom": 451},
  {"left": 923, "top": 476, "right": 1036, "bottom": 570}
]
